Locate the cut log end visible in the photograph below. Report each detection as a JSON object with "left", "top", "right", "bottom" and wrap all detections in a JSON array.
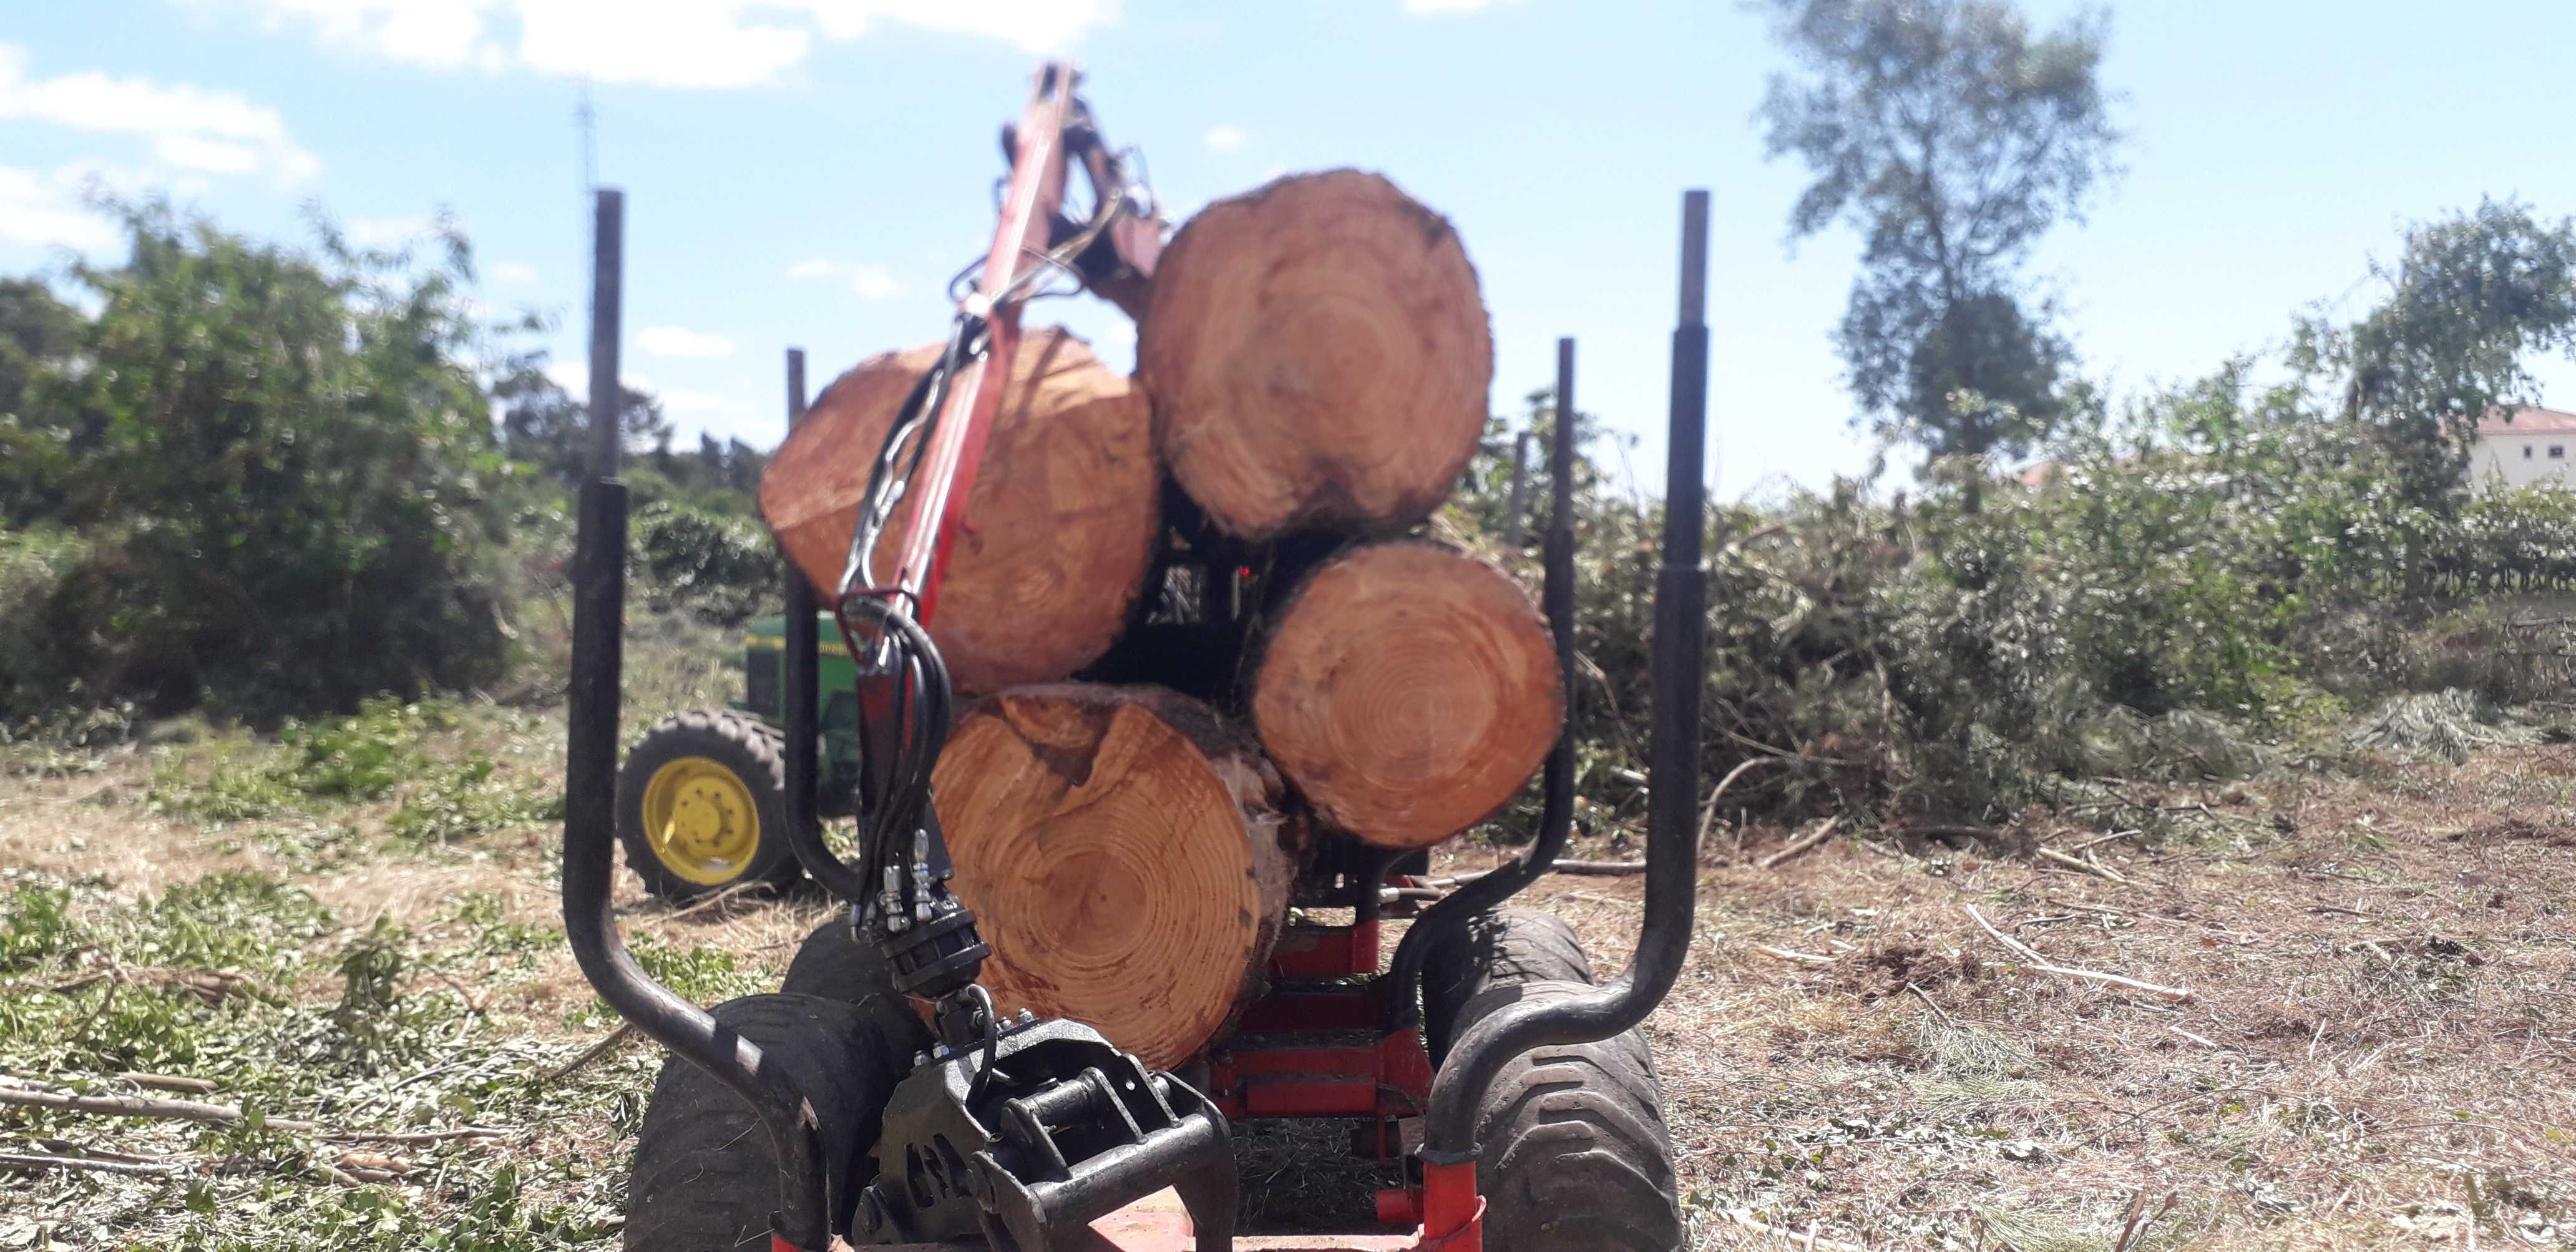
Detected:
[
  {"left": 1140, "top": 170, "right": 1492, "bottom": 539},
  {"left": 759, "top": 328, "right": 1159, "bottom": 695},
  {"left": 1254, "top": 542, "right": 1561, "bottom": 849},
  {"left": 934, "top": 685, "right": 1296, "bottom": 1069}
]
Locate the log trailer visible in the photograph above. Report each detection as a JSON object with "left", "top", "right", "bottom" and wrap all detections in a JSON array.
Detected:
[{"left": 562, "top": 64, "right": 1712, "bottom": 1251}]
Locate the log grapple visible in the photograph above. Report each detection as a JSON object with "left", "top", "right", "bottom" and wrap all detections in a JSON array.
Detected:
[{"left": 561, "top": 62, "right": 1712, "bottom": 1252}]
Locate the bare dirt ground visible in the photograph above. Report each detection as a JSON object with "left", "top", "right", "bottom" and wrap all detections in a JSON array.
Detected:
[{"left": 2, "top": 718, "right": 2570, "bottom": 1250}]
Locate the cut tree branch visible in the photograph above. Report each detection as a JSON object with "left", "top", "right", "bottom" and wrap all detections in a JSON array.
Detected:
[
  {"left": 0, "top": 1083, "right": 510, "bottom": 1144},
  {"left": 1964, "top": 905, "right": 2193, "bottom": 1002}
]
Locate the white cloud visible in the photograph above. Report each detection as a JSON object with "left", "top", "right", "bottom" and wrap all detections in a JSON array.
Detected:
[
  {"left": 0, "top": 44, "right": 321, "bottom": 187},
  {"left": 798, "top": 0, "right": 1119, "bottom": 56},
  {"left": 150, "top": 135, "right": 264, "bottom": 176},
  {"left": 1403, "top": 0, "right": 1513, "bottom": 12},
  {"left": 246, "top": 0, "right": 499, "bottom": 71},
  {"left": 1202, "top": 124, "right": 1247, "bottom": 154},
  {"left": 0, "top": 164, "right": 123, "bottom": 252},
  {"left": 515, "top": 2, "right": 810, "bottom": 89},
  {"left": 638, "top": 325, "right": 736, "bottom": 358},
  {"left": 490, "top": 260, "right": 537, "bottom": 285},
  {"left": 784, "top": 257, "right": 902, "bottom": 300},
  {"left": 238, "top": 0, "right": 1118, "bottom": 88}
]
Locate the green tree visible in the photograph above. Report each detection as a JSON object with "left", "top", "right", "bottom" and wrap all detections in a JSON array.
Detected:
[
  {"left": 0, "top": 280, "right": 82, "bottom": 522},
  {"left": 491, "top": 358, "right": 668, "bottom": 486},
  {"left": 2295, "top": 198, "right": 2576, "bottom": 512},
  {"left": 1757, "top": 0, "right": 2119, "bottom": 509},
  {"left": 2, "top": 203, "right": 514, "bottom": 718}
]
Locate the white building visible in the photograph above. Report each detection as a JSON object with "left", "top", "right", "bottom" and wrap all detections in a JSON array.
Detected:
[{"left": 2471, "top": 406, "right": 2576, "bottom": 490}]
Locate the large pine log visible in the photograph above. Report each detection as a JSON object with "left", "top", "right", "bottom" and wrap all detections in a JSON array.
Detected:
[
  {"left": 759, "top": 328, "right": 1159, "bottom": 696},
  {"left": 1253, "top": 541, "right": 1561, "bottom": 849},
  {"left": 1139, "top": 170, "right": 1492, "bottom": 539},
  {"left": 932, "top": 684, "right": 1300, "bottom": 1069}
]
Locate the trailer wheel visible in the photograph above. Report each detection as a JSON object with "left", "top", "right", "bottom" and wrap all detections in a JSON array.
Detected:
[
  {"left": 624, "top": 993, "right": 925, "bottom": 1251},
  {"left": 781, "top": 915, "right": 902, "bottom": 1007},
  {"left": 617, "top": 710, "right": 801, "bottom": 900},
  {"left": 1420, "top": 909, "right": 1593, "bottom": 1065},
  {"left": 1423, "top": 917, "right": 1682, "bottom": 1252}
]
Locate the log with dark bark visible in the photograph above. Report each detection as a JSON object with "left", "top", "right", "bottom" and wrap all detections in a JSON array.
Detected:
[
  {"left": 1252, "top": 540, "right": 1561, "bottom": 849},
  {"left": 931, "top": 683, "right": 1301, "bottom": 1069},
  {"left": 759, "top": 327, "right": 1159, "bottom": 695},
  {"left": 1138, "top": 170, "right": 1491, "bottom": 539}
]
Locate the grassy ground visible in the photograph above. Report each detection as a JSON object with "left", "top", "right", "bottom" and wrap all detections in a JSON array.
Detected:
[{"left": 1, "top": 654, "right": 2570, "bottom": 1248}]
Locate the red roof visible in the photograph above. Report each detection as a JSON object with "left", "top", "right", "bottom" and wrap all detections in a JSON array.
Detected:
[{"left": 2477, "top": 406, "right": 2576, "bottom": 434}]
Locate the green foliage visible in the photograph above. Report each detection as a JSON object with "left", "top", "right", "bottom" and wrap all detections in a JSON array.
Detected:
[
  {"left": 0, "top": 879, "right": 78, "bottom": 971},
  {"left": 1757, "top": 0, "right": 2119, "bottom": 492},
  {"left": 0, "top": 868, "right": 629, "bottom": 1251},
  {"left": 585, "top": 934, "right": 761, "bottom": 1024},
  {"left": 2295, "top": 198, "right": 2576, "bottom": 512},
  {"left": 136, "top": 872, "right": 332, "bottom": 975},
  {"left": 1461, "top": 350, "right": 2576, "bottom": 829},
  {"left": 281, "top": 697, "right": 456, "bottom": 800},
  {"left": 389, "top": 753, "right": 560, "bottom": 845},
  {"left": 0, "top": 203, "right": 512, "bottom": 721},
  {"left": 330, "top": 918, "right": 431, "bottom": 1073},
  {"left": 0, "top": 524, "right": 101, "bottom": 723},
  {"left": 491, "top": 356, "right": 672, "bottom": 487},
  {"left": 149, "top": 697, "right": 452, "bottom": 823},
  {"left": 633, "top": 499, "right": 780, "bottom": 624}
]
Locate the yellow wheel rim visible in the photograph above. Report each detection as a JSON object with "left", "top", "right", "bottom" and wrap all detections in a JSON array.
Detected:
[{"left": 641, "top": 756, "right": 762, "bottom": 886}]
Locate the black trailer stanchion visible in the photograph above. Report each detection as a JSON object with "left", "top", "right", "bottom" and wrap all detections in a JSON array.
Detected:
[
  {"left": 559, "top": 190, "right": 833, "bottom": 1252},
  {"left": 1423, "top": 187, "right": 1712, "bottom": 1163},
  {"left": 1380, "top": 334, "right": 1583, "bottom": 1032},
  {"left": 778, "top": 348, "right": 859, "bottom": 902}
]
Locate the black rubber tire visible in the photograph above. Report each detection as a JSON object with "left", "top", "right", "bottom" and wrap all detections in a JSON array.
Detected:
[
  {"left": 616, "top": 709, "right": 802, "bottom": 901},
  {"left": 1423, "top": 912, "right": 1681, "bottom": 1252},
  {"left": 780, "top": 915, "right": 903, "bottom": 1007},
  {"left": 623, "top": 993, "right": 927, "bottom": 1252},
  {"left": 1420, "top": 909, "right": 1593, "bottom": 1066}
]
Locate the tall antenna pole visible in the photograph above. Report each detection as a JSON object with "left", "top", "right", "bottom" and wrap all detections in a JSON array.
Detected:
[{"left": 575, "top": 81, "right": 598, "bottom": 191}]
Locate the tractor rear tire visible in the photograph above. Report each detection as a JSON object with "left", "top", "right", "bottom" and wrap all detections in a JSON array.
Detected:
[
  {"left": 781, "top": 915, "right": 902, "bottom": 1007},
  {"left": 1423, "top": 916, "right": 1681, "bottom": 1252},
  {"left": 617, "top": 709, "right": 802, "bottom": 901},
  {"left": 1420, "top": 909, "right": 1593, "bottom": 1065},
  {"left": 624, "top": 992, "right": 926, "bottom": 1252}
]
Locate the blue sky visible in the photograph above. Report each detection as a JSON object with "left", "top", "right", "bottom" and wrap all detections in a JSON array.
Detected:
[{"left": 4, "top": 0, "right": 2572, "bottom": 501}]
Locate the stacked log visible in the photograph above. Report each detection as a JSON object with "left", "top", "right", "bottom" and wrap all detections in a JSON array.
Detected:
[
  {"left": 759, "top": 327, "right": 1160, "bottom": 697},
  {"left": 1139, "top": 170, "right": 1492, "bottom": 539},
  {"left": 761, "top": 170, "right": 1554, "bottom": 1065},
  {"left": 1251, "top": 541, "right": 1561, "bottom": 849},
  {"left": 930, "top": 686, "right": 1296, "bottom": 1069}
]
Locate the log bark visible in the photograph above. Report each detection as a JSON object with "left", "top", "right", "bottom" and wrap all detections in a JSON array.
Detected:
[
  {"left": 759, "top": 328, "right": 1159, "bottom": 696},
  {"left": 1139, "top": 170, "right": 1491, "bottom": 539},
  {"left": 932, "top": 685, "right": 1300, "bottom": 1069},
  {"left": 1253, "top": 541, "right": 1561, "bottom": 849}
]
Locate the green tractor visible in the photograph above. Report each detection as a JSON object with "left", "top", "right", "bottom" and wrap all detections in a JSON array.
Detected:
[{"left": 615, "top": 614, "right": 855, "bottom": 899}]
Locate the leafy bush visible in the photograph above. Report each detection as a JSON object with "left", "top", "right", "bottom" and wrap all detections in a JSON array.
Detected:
[
  {"left": 0, "top": 203, "right": 513, "bottom": 722},
  {"left": 1458, "top": 361, "right": 2576, "bottom": 832},
  {"left": 633, "top": 499, "right": 779, "bottom": 624}
]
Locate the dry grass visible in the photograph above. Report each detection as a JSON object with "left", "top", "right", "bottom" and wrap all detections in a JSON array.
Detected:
[
  {"left": 1491, "top": 748, "right": 2576, "bottom": 1249},
  {"left": 3, "top": 712, "right": 2571, "bottom": 1249}
]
